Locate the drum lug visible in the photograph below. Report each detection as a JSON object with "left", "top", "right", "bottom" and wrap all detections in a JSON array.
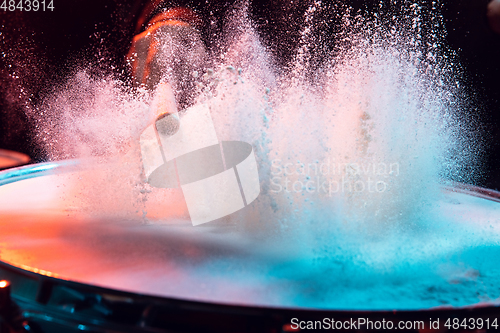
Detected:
[
  {"left": 138, "top": 305, "right": 157, "bottom": 328},
  {"left": 57, "top": 287, "right": 113, "bottom": 316},
  {"left": 34, "top": 279, "right": 53, "bottom": 306}
]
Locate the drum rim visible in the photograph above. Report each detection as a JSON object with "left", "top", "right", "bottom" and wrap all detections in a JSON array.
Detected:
[
  {"left": 0, "top": 159, "right": 500, "bottom": 315},
  {"left": 1, "top": 159, "right": 499, "bottom": 203}
]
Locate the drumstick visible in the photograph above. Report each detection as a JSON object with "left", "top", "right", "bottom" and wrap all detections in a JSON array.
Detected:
[{"left": 152, "top": 81, "right": 180, "bottom": 137}]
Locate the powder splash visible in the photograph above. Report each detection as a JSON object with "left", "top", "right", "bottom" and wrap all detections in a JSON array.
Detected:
[{"left": 22, "top": 1, "right": 499, "bottom": 310}]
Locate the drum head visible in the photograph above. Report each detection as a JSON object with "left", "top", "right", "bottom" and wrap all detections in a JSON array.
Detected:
[
  {"left": 0, "top": 160, "right": 500, "bottom": 311},
  {"left": 0, "top": 149, "right": 30, "bottom": 170}
]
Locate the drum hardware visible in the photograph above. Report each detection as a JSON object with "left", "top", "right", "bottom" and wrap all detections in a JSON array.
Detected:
[
  {"left": 0, "top": 280, "right": 37, "bottom": 333},
  {"left": 0, "top": 261, "right": 286, "bottom": 333}
]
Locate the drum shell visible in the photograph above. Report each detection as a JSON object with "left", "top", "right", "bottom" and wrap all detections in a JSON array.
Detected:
[{"left": 0, "top": 160, "right": 499, "bottom": 333}]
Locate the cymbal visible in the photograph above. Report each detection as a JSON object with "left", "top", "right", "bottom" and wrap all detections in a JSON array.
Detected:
[{"left": 0, "top": 149, "right": 30, "bottom": 170}]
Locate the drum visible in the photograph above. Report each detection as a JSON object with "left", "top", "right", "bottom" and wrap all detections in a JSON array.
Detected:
[
  {"left": 0, "top": 160, "right": 499, "bottom": 333},
  {"left": 0, "top": 149, "right": 30, "bottom": 171}
]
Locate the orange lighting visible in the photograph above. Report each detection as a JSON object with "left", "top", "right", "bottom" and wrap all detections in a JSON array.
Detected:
[{"left": 0, "top": 280, "right": 9, "bottom": 288}]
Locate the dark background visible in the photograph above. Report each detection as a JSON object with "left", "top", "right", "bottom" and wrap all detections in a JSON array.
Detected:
[{"left": 0, "top": 0, "right": 499, "bottom": 188}]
